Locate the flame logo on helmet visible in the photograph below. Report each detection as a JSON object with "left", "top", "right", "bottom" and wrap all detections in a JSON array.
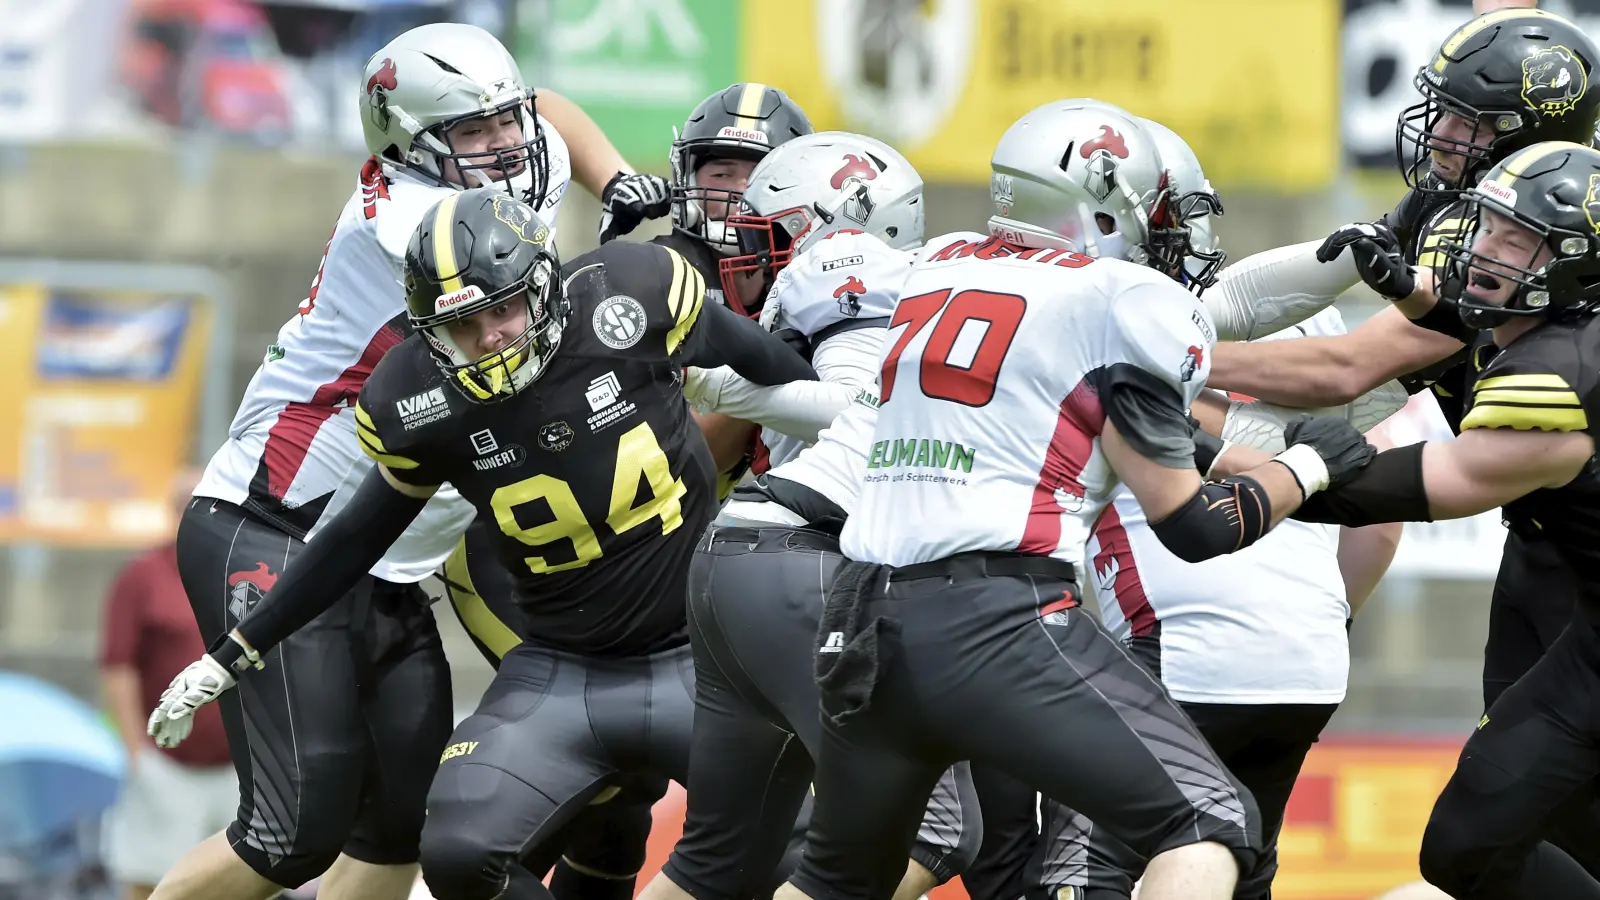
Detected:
[
  {"left": 1522, "top": 46, "right": 1588, "bottom": 117},
  {"left": 366, "top": 58, "right": 398, "bottom": 96},
  {"left": 830, "top": 154, "right": 878, "bottom": 190},
  {"left": 1080, "top": 125, "right": 1130, "bottom": 160}
]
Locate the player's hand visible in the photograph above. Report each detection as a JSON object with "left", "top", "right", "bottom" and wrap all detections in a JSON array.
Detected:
[
  {"left": 146, "top": 655, "right": 236, "bottom": 749},
  {"left": 683, "top": 365, "right": 736, "bottom": 411},
  {"left": 1316, "top": 221, "right": 1417, "bottom": 301},
  {"left": 598, "top": 173, "right": 671, "bottom": 244},
  {"left": 1283, "top": 414, "right": 1377, "bottom": 492},
  {"left": 757, "top": 292, "right": 783, "bottom": 332}
]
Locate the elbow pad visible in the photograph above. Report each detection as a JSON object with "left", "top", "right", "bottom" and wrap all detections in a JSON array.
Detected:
[{"left": 1148, "top": 475, "right": 1274, "bottom": 563}]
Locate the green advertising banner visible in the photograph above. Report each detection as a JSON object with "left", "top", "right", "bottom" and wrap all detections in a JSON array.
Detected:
[{"left": 517, "top": 0, "right": 741, "bottom": 172}]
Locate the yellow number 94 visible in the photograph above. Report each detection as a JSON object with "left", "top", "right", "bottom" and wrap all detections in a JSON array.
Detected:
[{"left": 490, "top": 421, "right": 687, "bottom": 574}]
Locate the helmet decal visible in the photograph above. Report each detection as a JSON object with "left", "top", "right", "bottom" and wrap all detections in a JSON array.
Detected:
[
  {"left": 1522, "top": 46, "right": 1589, "bottom": 118},
  {"left": 366, "top": 58, "right": 397, "bottom": 96},
  {"left": 1584, "top": 173, "right": 1600, "bottom": 236},
  {"left": 490, "top": 194, "right": 547, "bottom": 244},
  {"left": 830, "top": 154, "right": 878, "bottom": 189},
  {"left": 1080, "top": 125, "right": 1130, "bottom": 160}
]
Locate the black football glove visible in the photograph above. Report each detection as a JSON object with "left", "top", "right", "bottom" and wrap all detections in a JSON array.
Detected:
[
  {"left": 1282, "top": 414, "right": 1377, "bottom": 492},
  {"left": 1316, "top": 220, "right": 1417, "bottom": 301},
  {"left": 598, "top": 172, "right": 672, "bottom": 244}
]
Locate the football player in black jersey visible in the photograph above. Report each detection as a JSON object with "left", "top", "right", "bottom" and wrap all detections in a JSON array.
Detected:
[
  {"left": 1244, "top": 141, "right": 1600, "bottom": 899},
  {"left": 146, "top": 187, "right": 817, "bottom": 900},
  {"left": 429, "top": 83, "right": 817, "bottom": 900}
]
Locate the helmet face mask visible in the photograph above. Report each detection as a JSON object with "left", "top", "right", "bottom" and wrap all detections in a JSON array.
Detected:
[
  {"left": 419, "top": 100, "right": 550, "bottom": 209},
  {"left": 406, "top": 190, "right": 569, "bottom": 403},
  {"left": 1398, "top": 76, "right": 1523, "bottom": 192}
]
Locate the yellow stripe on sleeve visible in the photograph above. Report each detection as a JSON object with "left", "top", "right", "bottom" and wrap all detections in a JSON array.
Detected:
[
  {"left": 1471, "top": 388, "right": 1583, "bottom": 407},
  {"left": 1461, "top": 403, "right": 1589, "bottom": 432},
  {"left": 1475, "top": 373, "right": 1574, "bottom": 392},
  {"left": 666, "top": 256, "right": 706, "bottom": 355}
]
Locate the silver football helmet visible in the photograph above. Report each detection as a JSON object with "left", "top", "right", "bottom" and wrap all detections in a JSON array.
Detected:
[
  {"left": 1137, "top": 117, "right": 1227, "bottom": 290},
  {"left": 720, "top": 131, "right": 924, "bottom": 314},
  {"left": 360, "top": 23, "right": 549, "bottom": 207},
  {"left": 988, "top": 100, "right": 1181, "bottom": 271}
]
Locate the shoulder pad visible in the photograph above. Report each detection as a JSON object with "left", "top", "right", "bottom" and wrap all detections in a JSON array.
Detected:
[
  {"left": 570, "top": 241, "right": 707, "bottom": 358},
  {"left": 1106, "top": 270, "right": 1216, "bottom": 409},
  {"left": 353, "top": 339, "right": 448, "bottom": 474},
  {"left": 374, "top": 175, "right": 453, "bottom": 263},
  {"left": 773, "top": 232, "right": 912, "bottom": 338},
  {"left": 1462, "top": 324, "right": 1590, "bottom": 433}
]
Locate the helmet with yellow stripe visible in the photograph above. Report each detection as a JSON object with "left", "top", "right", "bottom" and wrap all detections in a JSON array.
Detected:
[
  {"left": 670, "top": 83, "right": 815, "bottom": 254},
  {"left": 1399, "top": 9, "right": 1600, "bottom": 195},
  {"left": 1442, "top": 141, "right": 1600, "bottom": 328},
  {"left": 404, "top": 188, "right": 568, "bottom": 402}
]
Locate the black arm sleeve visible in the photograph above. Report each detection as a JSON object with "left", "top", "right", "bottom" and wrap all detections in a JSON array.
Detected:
[
  {"left": 1102, "top": 364, "right": 1197, "bottom": 469},
  {"left": 211, "top": 467, "right": 430, "bottom": 667},
  {"left": 1291, "top": 442, "right": 1432, "bottom": 526},
  {"left": 679, "top": 300, "right": 819, "bottom": 385},
  {"left": 1407, "top": 292, "right": 1479, "bottom": 343}
]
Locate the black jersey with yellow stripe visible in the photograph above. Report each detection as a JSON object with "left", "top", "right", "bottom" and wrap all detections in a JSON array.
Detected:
[
  {"left": 355, "top": 239, "right": 719, "bottom": 656},
  {"left": 1461, "top": 315, "right": 1600, "bottom": 582},
  {"left": 651, "top": 230, "right": 757, "bottom": 500}
]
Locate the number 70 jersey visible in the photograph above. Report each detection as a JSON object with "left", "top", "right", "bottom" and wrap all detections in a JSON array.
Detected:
[{"left": 840, "top": 232, "right": 1217, "bottom": 568}]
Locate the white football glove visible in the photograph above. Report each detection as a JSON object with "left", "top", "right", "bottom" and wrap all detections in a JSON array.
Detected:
[
  {"left": 757, "top": 292, "right": 783, "bottom": 333},
  {"left": 598, "top": 173, "right": 672, "bottom": 244},
  {"left": 682, "top": 365, "right": 737, "bottom": 412},
  {"left": 147, "top": 654, "right": 236, "bottom": 749}
]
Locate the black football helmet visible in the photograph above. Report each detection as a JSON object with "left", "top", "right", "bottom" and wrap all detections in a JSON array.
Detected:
[
  {"left": 669, "top": 83, "right": 814, "bottom": 253},
  {"left": 1398, "top": 9, "right": 1600, "bottom": 194},
  {"left": 404, "top": 188, "right": 567, "bottom": 402},
  {"left": 1440, "top": 141, "right": 1600, "bottom": 328}
]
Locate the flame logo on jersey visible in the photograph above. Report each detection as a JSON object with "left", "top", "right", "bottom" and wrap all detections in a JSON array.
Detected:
[
  {"left": 830, "top": 154, "right": 878, "bottom": 190},
  {"left": 227, "top": 562, "right": 279, "bottom": 621},
  {"left": 1522, "top": 46, "right": 1587, "bottom": 117},
  {"left": 366, "top": 58, "right": 398, "bottom": 96},
  {"left": 834, "top": 275, "right": 866, "bottom": 317},
  {"left": 1180, "top": 345, "right": 1204, "bottom": 383},
  {"left": 1079, "top": 125, "right": 1130, "bottom": 160}
]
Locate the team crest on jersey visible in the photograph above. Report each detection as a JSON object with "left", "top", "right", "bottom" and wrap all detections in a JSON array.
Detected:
[
  {"left": 592, "top": 295, "right": 647, "bottom": 349},
  {"left": 227, "top": 562, "right": 278, "bottom": 621},
  {"left": 1179, "top": 345, "right": 1204, "bottom": 383},
  {"left": 397, "top": 387, "right": 450, "bottom": 430},
  {"left": 538, "top": 420, "right": 575, "bottom": 452},
  {"left": 833, "top": 276, "right": 867, "bottom": 317},
  {"left": 1522, "top": 46, "right": 1588, "bottom": 117}
]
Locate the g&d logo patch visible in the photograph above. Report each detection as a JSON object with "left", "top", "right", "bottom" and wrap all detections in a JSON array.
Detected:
[{"left": 592, "top": 295, "right": 647, "bottom": 350}]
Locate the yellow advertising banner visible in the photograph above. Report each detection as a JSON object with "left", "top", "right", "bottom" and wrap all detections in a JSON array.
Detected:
[
  {"left": 742, "top": 0, "right": 1339, "bottom": 189},
  {"left": 0, "top": 284, "right": 212, "bottom": 547}
]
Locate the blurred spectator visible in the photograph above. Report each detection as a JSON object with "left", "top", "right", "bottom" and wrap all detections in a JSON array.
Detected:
[{"left": 99, "top": 468, "right": 236, "bottom": 900}]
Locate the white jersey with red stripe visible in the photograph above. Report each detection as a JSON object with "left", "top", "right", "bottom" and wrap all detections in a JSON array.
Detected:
[
  {"left": 1088, "top": 308, "right": 1350, "bottom": 704},
  {"left": 840, "top": 232, "right": 1215, "bottom": 568},
  {"left": 757, "top": 231, "right": 909, "bottom": 469},
  {"left": 195, "top": 129, "right": 572, "bottom": 582}
]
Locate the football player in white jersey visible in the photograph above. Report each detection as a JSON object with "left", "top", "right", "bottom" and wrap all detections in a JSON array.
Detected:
[
  {"left": 637, "top": 133, "right": 984, "bottom": 900},
  {"left": 770, "top": 101, "right": 1379, "bottom": 900},
  {"left": 156, "top": 23, "right": 664, "bottom": 900}
]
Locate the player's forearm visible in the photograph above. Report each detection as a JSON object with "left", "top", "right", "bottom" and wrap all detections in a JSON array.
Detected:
[
  {"left": 101, "top": 667, "right": 149, "bottom": 756},
  {"left": 223, "top": 468, "right": 429, "bottom": 662},
  {"left": 685, "top": 302, "right": 817, "bottom": 385},
  {"left": 692, "top": 412, "right": 757, "bottom": 471},
  {"left": 1218, "top": 380, "right": 1408, "bottom": 453},
  {"left": 1209, "top": 337, "right": 1373, "bottom": 407},
  {"left": 535, "top": 89, "right": 629, "bottom": 198},
  {"left": 1205, "top": 239, "right": 1359, "bottom": 341},
  {"left": 697, "top": 375, "right": 863, "bottom": 443}
]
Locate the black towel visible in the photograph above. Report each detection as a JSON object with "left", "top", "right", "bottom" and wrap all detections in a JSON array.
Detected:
[{"left": 815, "top": 560, "right": 899, "bottom": 726}]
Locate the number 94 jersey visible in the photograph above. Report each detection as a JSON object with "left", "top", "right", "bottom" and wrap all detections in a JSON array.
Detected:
[
  {"left": 841, "top": 232, "right": 1216, "bottom": 568},
  {"left": 355, "top": 241, "right": 718, "bottom": 656}
]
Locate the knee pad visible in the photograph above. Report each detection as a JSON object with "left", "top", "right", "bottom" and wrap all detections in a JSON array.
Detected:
[
  {"left": 228, "top": 831, "right": 341, "bottom": 892},
  {"left": 421, "top": 829, "right": 511, "bottom": 900}
]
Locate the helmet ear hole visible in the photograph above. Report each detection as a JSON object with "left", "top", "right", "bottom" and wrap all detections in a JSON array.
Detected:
[{"left": 1059, "top": 143, "right": 1075, "bottom": 172}]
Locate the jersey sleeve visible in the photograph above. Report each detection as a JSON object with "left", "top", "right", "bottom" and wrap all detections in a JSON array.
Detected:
[
  {"left": 352, "top": 353, "right": 449, "bottom": 487},
  {"left": 1461, "top": 331, "right": 1591, "bottom": 434},
  {"left": 772, "top": 232, "right": 911, "bottom": 339},
  {"left": 593, "top": 240, "right": 708, "bottom": 360},
  {"left": 1106, "top": 273, "right": 1217, "bottom": 411}
]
